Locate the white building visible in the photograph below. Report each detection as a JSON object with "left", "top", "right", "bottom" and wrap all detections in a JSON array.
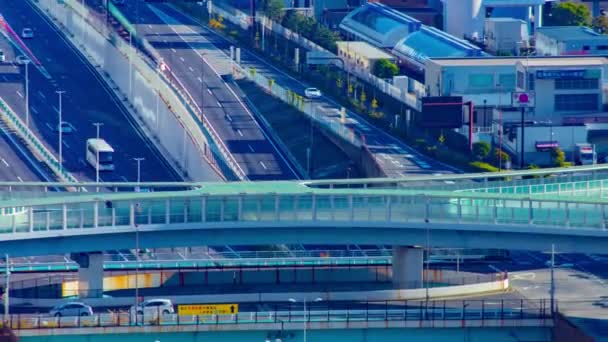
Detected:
[
  {"left": 484, "top": 17, "right": 529, "bottom": 55},
  {"left": 336, "top": 41, "right": 396, "bottom": 73}
]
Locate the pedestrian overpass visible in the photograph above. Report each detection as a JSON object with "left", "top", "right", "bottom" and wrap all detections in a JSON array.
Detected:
[{"left": 0, "top": 165, "right": 607, "bottom": 295}]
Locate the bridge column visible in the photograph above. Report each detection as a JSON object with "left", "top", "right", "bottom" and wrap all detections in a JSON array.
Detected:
[
  {"left": 392, "top": 246, "right": 423, "bottom": 289},
  {"left": 71, "top": 252, "right": 104, "bottom": 298}
]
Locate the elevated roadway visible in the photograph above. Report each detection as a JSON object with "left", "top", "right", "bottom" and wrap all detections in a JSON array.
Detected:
[
  {"left": 0, "top": 0, "right": 180, "bottom": 183},
  {"left": 0, "top": 166, "right": 608, "bottom": 256}
]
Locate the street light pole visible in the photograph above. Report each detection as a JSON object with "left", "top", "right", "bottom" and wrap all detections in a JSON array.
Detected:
[
  {"left": 4, "top": 254, "right": 9, "bottom": 318},
  {"left": 289, "top": 297, "right": 321, "bottom": 342},
  {"left": 93, "top": 122, "right": 103, "bottom": 189},
  {"left": 133, "top": 157, "right": 145, "bottom": 189},
  {"left": 56, "top": 91, "right": 66, "bottom": 170},
  {"left": 24, "top": 60, "right": 30, "bottom": 128}
]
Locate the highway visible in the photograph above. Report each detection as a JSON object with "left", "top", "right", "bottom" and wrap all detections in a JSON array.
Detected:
[
  {"left": 146, "top": 3, "right": 457, "bottom": 177},
  {"left": 101, "top": 0, "right": 298, "bottom": 181},
  {"left": 0, "top": 0, "right": 180, "bottom": 183}
]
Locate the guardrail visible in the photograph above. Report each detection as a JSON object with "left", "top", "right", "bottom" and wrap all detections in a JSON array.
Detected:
[
  {"left": 0, "top": 98, "right": 77, "bottom": 183},
  {"left": 0, "top": 299, "right": 552, "bottom": 330}
]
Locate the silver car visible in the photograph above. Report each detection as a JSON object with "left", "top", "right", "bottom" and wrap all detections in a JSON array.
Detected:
[
  {"left": 130, "top": 299, "right": 174, "bottom": 320},
  {"left": 49, "top": 302, "right": 93, "bottom": 317},
  {"left": 21, "top": 28, "right": 34, "bottom": 39}
]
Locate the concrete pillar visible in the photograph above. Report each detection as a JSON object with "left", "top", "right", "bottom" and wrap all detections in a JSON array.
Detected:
[
  {"left": 71, "top": 252, "right": 104, "bottom": 298},
  {"left": 392, "top": 246, "right": 423, "bottom": 289}
]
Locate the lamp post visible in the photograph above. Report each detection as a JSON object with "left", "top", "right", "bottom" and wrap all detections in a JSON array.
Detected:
[
  {"left": 92, "top": 122, "right": 103, "bottom": 189},
  {"left": 24, "top": 60, "right": 30, "bottom": 128},
  {"left": 133, "top": 157, "right": 144, "bottom": 191},
  {"left": 56, "top": 91, "right": 66, "bottom": 170},
  {"left": 4, "top": 254, "right": 9, "bottom": 318},
  {"left": 288, "top": 297, "right": 322, "bottom": 342}
]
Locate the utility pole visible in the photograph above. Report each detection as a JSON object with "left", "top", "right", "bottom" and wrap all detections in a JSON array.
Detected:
[
  {"left": 93, "top": 122, "right": 103, "bottom": 190},
  {"left": 56, "top": 91, "right": 66, "bottom": 170},
  {"left": 4, "top": 254, "right": 9, "bottom": 318},
  {"left": 520, "top": 106, "right": 525, "bottom": 169}
]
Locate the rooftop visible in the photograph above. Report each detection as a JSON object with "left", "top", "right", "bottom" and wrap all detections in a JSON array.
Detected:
[
  {"left": 536, "top": 26, "right": 607, "bottom": 41},
  {"left": 428, "top": 56, "right": 608, "bottom": 67},
  {"left": 336, "top": 41, "right": 395, "bottom": 60}
]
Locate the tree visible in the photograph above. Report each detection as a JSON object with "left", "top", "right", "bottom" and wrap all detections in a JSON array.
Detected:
[
  {"left": 546, "top": 2, "right": 591, "bottom": 26},
  {"left": 472, "top": 141, "right": 491, "bottom": 160},
  {"left": 373, "top": 59, "right": 399, "bottom": 79},
  {"left": 262, "top": 0, "right": 285, "bottom": 22},
  {"left": 593, "top": 15, "right": 608, "bottom": 33},
  {"left": 551, "top": 147, "right": 566, "bottom": 167}
]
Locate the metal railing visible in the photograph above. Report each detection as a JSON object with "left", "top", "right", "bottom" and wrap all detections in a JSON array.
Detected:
[{"left": 0, "top": 299, "right": 552, "bottom": 330}]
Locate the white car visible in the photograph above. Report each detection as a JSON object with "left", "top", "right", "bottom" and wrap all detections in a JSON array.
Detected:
[
  {"left": 49, "top": 302, "right": 93, "bottom": 317},
  {"left": 130, "top": 299, "right": 174, "bottom": 319},
  {"left": 304, "top": 87, "right": 322, "bottom": 99},
  {"left": 16, "top": 55, "right": 30, "bottom": 65},
  {"left": 21, "top": 28, "right": 34, "bottom": 39},
  {"left": 54, "top": 121, "right": 76, "bottom": 134}
]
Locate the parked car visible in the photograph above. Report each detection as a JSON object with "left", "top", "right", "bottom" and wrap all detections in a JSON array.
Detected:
[
  {"left": 16, "top": 55, "right": 30, "bottom": 65},
  {"left": 49, "top": 302, "right": 93, "bottom": 317},
  {"left": 304, "top": 87, "right": 322, "bottom": 99},
  {"left": 129, "top": 299, "right": 174, "bottom": 319},
  {"left": 21, "top": 28, "right": 34, "bottom": 39}
]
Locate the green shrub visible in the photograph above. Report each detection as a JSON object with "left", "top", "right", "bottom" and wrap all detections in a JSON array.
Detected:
[
  {"left": 472, "top": 141, "right": 491, "bottom": 160},
  {"left": 468, "top": 161, "right": 499, "bottom": 173}
]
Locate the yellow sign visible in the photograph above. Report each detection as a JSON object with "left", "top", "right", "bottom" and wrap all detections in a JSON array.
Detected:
[{"left": 178, "top": 304, "right": 239, "bottom": 316}]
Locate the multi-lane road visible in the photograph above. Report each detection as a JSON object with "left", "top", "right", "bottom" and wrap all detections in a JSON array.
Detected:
[
  {"left": 0, "top": 0, "right": 182, "bottom": 183},
  {"left": 104, "top": 0, "right": 299, "bottom": 181}
]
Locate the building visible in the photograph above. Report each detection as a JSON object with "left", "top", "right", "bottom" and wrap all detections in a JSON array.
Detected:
[
  {"left": 425, "top": 56, "right": 608, "bottom": 123},
  {"left": 367, "top": 0, "right": 443, "bottom": 27},
  {"left": 484, "top": 17, "right": 529, "bottom": 55},
  {"left": 442, "top": 0, "right": 545, "bottom": 41},
  {"left": 336, "top": 41, "right": 397, "bottom": 73},
  {"left": 535, "top": 26, "right": 608, "bottom": 56}
]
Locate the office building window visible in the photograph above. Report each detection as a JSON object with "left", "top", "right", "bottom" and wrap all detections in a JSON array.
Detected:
[
  {"left": 555, "top": 94, "right": 598, "bottom": 111},
  {"left": 517, "top": 71, "right": 525, "bottom": 89},
  {"left": 555, "top": 78, "right": 599, "bottom": 90},
  {"left": 598, "top": 45, "right": 608, "bottom": 50},
  {"left": 527, "top": 73, "right": 535, "bottom": 91}
]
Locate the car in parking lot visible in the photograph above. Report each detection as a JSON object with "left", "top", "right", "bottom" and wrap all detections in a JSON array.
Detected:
[
  {"left": 16, "top": 55, "right": 30, "bottom": 65},
  {"left": 21, "top": 28, "right": 34, "bottom": 39},
  {"left": 49, "top": 302, "right": 93, "bottom": 317},
  {"left": 130, "top": 299, "right": 174, "bottom": 319},
  {"left": 304, "top": 87, "right": 322, "bottom": 99}
]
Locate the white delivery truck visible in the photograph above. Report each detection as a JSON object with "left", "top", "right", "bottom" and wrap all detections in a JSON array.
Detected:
[{"left": 574, "top": 143, "right": 596, "bottom": 165}]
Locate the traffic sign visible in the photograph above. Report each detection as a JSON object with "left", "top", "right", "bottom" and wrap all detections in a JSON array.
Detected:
[
  {"left": 178, "top": 304, "right": 239, "bottom": 316},
  {"left": 511, "top": 91, "right": 535, "bottom": 108}
]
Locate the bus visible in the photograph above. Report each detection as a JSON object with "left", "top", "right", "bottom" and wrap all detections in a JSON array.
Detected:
[{"left": 86, "top": 138, "right": 115, "bottom": 171}]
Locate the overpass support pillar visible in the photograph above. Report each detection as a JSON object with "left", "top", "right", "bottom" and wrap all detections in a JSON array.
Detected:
[
  {"left": 392, "top": 246, "right": 423, "bottom": 289},
  {"left": 71, "top": 252, "right": 104, "bottom": 298}
]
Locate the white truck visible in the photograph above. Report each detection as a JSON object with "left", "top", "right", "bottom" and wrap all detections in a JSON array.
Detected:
[{"left": 574, "top": 143, "right": 596, "bottom": 165}]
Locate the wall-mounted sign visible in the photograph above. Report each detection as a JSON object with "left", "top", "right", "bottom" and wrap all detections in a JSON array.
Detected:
[{"left": 535, "top": 69, "right": 600, "bottom": 79}]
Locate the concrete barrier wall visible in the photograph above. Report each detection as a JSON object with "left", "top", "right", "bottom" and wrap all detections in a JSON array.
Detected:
[
  {"left": 11, "top": 277, "right": 508, "bottom": 308},
  {"left": 35, "top": 0, "right": 225, "bottom": 181}
]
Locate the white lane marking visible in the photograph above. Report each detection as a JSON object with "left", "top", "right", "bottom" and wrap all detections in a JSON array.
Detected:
[
  {"left": 120, "top": 176, "right": 128, "bottom": 182},
  {"left": 17, "top": 176, "right": 23, "bottom": 182},
  {"left": 180, "top": 57, "right": 185, "bottom": 62},
  {"left": 31, "top": 106, "right": 38, "bottom": 114},
  {"left": 217, "top": 101, "right": 222, "bottom": 108},
  {"left": 237, "top": 129, "right": 243, "bottom": 137},
  {"left": 1, "top": 76, "right": 7, "bottom": 81},
  {"left": 206, "top": 88, "right": 212, "bottom": 95},
  {"left": 488, "top": 264, "right": 502, "bottom": 273},
  {"left": 512, "top": 273, "right": 536, "bottom": 280},
  {"left": 148, "top": 24, "right": 153, "bottom": 29},
  {"left": 62, "top": 140, "right": 70, "bottom": 148},
  {"left": 248, "top": 145, "right": 255, "bottom": 152},
  {"left": 171, "top": 48, "right": 177, "bottom": 53},
  {"left": 226, "top": 114, "right": 232, "bottom": 121},
  {"left": 16, "top": 90, "right": 23, "bottom": 98},
  {"left": 260, "top": 161, "right": 267, "bottom": 170},
  {"left": 197, "top": 77, "right": 202, "bottom": 83},
  {"left": 189, "top": 66, "right": 194, "bottom": 72},
  {"left": 52, "top": 106, "right": 59, "bottom": 113},
  {"left": 38, "top": 91, "right": 46, "bottom": 99},
  {"left": 1, "top": 158, "right": 9, "bottom": 167}
]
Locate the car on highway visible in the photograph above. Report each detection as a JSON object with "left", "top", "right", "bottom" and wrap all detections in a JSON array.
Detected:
[
  {"left": 15, "top": 55, "right": 30, "bottom": 65},
  {"left": 54, "top": 121, "right": 76, "bottom": 134},
  {"left": 21, "top": 28, "right": 34, "bottom": 39},
  {"left": 130, "top": 299, "right": 174, "bottom": 319},
  {"left": 49, "top": 302, "right": 93, "bottom": 317},
  {"left": 304, "top": 87, "right": 322, "bottom": 99}
]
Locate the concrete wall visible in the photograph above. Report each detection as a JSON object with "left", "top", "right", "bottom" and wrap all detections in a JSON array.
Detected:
[{"left": 36, "top": 0, "right": 224, "bottom": 181}]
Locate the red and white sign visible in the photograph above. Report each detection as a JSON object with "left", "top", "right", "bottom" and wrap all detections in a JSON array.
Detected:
[{"left": 511, "top": 91, "right": 535, "bottom": 108}]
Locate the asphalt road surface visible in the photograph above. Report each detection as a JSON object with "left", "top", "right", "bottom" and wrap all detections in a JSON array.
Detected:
[
  {"left": 105, "top": 0, "right": 299, "bottom": 181},
  {"left": 0, "top": 0, "right": 180, "bottom": 183}
]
